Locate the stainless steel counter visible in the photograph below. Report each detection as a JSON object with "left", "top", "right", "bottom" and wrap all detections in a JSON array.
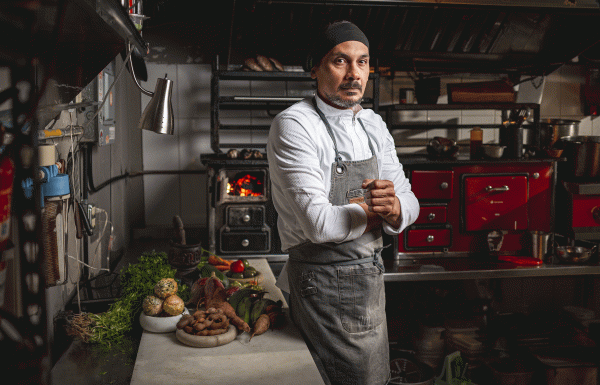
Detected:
[{"left": 384, "top": 257, "right": 600, "bottom": 282}]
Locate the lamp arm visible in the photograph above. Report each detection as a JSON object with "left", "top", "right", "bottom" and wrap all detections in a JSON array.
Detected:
[{"left": 128, "top": 43, "right": 154, "bottom": 97}]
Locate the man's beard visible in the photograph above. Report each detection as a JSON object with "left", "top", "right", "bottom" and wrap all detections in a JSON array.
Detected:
[{"left": 325, "top": 81, "right": 363, "bottom": 108}]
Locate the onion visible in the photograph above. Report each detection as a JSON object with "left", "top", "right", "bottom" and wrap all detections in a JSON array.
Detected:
[{"left": 163, "top": 295, "right": 185, "bottom": 316}]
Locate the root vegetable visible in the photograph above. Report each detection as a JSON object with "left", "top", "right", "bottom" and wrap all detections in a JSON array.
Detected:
[
  {"left": 251, "top": 314, "right": 271, "bottom": 339},
  {"left": 176, "top": 314, "right": 194, "bottom": 329},
  {"left": 184, "top": 326, "right": 194, "bottom": 334},
  {"left": 206, "top": 286, "right": 251, "bottom": 333}
]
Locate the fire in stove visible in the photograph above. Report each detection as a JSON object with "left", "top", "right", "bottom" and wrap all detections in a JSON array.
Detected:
[{"left": 227, "top": 172, "right": 264, "bottom": 197}]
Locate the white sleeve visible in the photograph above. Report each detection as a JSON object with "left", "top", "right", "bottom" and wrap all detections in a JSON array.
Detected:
[{"left": 267, "top": 113, "right": 367, "bottom": 244}]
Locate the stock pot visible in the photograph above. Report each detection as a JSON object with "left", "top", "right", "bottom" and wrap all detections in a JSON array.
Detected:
[{"left": 559, "top": 136, "right": 600, "bottom": 178}]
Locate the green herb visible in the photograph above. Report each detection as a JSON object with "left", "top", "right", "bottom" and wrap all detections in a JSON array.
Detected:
[{"left": 77, "top": 250, "right": 190, "bottom": 347}]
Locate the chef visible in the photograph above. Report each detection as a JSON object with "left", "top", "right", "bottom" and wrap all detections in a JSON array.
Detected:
[{"left": 266, "top": 21, "right": 419, "bottom": 385}]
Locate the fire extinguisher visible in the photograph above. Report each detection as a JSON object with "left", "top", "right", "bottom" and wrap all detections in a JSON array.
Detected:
[{"left": 0, "top": 154, "right": 14, "bottom": 254}]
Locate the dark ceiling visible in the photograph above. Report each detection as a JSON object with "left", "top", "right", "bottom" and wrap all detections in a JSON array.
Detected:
[{"left": 142, "top": 0, "right": 600, "bottom": 76}]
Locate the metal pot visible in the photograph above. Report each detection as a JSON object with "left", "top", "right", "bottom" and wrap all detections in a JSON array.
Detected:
[
  {"left": 427, "top": 137, "right": 459, "bottom": 158},
  {"left": 558, "top": 136, "right": 600, "bottom": 178},
  {"left": 526, "top": 119, "right": 579, "bottom": 149},
  {"left": 482, "top": 144, "right": 506, "bottom": 159},
  {"left": 555, "top": 245, "right": 597, "bottom": 264}
]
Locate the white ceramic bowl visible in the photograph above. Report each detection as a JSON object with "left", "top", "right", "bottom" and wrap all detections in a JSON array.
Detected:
[{"left": 139, "top": 307, "right": 189, "bottom": 333}]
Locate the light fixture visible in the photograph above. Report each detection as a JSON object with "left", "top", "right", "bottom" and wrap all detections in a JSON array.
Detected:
[{"left": 127, "top": 44, "right": 174, "bottom": 135}]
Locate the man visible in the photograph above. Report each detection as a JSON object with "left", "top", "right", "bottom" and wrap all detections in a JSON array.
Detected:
[{"left": 266, "top": 21, "right": 419, "bottom": 385}]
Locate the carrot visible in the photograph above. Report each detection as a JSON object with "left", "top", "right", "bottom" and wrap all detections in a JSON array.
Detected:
[
  {"left": 208, "top": 254, "right": 231, "bottom": 267},
  {"left": 215, "top": 265, "right": 229, "bottom": 272},
  {"left": 250, "top": 314, "right": 270, "bottom": 339}
]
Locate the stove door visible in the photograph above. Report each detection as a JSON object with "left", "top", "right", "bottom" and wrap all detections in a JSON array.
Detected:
[{"left": 463, "top": 174, "right": 529, "bottom": 232}]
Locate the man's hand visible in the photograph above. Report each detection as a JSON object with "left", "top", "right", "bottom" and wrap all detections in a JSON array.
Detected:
[{"left": 362, "top": 179, "right": 402, "bottom": 228}]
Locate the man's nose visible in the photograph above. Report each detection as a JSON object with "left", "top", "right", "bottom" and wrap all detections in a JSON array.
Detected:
[{"left": 346, "top": 62, "right": 361, "bottom": 80}]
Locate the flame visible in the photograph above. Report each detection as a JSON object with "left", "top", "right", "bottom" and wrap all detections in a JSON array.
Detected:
[{"left": 227, "top": 174, "right": 263, "bottom": 197}]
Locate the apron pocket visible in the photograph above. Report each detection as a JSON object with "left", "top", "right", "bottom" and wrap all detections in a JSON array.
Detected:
[{"left": 337, "top": 262, "right": 385, "bottom": 333}]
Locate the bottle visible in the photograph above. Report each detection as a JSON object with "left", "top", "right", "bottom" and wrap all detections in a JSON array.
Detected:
[{"left": 470, "top": 127, "right": 483, "bottom": 160}]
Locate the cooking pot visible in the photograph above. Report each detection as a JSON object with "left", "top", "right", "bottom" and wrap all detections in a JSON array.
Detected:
[
  {"left": 555, "top": 245, "right": 597, "bottom": 264},
  {"left": 558, "top": 136, "right": 600, "bottom": 179},
  {"left": 482, "top": 144, "right": 506, "bottom": 159},
  {"left": 427, "top": 137, "right": 459, "bottom": 158},
  {"left": 526, "top": 119, "right": 579, "bottom": 150}
]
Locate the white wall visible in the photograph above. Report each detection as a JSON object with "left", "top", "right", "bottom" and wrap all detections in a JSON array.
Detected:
[{"left": 141, "top": 63, "right": 600, "bottom": 227}]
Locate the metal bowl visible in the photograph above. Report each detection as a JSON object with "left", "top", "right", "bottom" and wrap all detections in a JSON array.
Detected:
[
  {"left": 555, "top": 245, "right": 597, "bottom": 264},
  {"left": 482, "top": 144, "right": 506, "bottom": 159}
]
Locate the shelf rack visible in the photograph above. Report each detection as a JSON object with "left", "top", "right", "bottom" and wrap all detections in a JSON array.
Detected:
[{"left": 210, "top": 64, "right": 380, "bottom": 153}]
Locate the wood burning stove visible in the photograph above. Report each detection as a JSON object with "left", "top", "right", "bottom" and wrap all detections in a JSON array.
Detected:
[{"left": 202, "top": 156, "right": 282, "bottom": 255}]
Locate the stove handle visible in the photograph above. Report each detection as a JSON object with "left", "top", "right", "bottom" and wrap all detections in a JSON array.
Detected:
[
  {"left": 592, "top": 206, "right": 600, "bottom": 224},
  {"left": 485, "top": 185, "right": 509, "bottom": 193}
]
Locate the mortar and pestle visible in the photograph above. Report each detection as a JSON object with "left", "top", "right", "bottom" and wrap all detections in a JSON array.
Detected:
[{"left": 168, "top": 215, "right": 202, "bottom": 273}]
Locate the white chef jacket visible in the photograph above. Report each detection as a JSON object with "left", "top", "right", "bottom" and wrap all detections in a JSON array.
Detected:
[{"left": 266, "top": 94, "right": 420, "bottom": 291}]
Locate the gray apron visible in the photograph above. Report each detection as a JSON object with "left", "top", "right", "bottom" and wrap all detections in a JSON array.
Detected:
[{"left": 287, "top": 98, "right": 390, "bottom": 385}]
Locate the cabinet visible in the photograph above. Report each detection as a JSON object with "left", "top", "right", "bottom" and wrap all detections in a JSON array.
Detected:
[{"left": 210, "top": 62, "right": 380, "bottom": 153}]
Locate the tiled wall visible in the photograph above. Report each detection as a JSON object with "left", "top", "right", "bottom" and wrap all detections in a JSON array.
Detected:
[{"left": 142, "top": 63, "right": 600, "bottom": 227}]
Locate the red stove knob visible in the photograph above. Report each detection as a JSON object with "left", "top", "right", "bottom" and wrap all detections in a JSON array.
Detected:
[{"left": 592, "top": 206, "right": 600, "bottom": 224}]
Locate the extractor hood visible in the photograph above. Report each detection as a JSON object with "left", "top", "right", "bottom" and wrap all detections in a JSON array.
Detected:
[
  {"left": 143, "top": 0, "right": 600, "bottom": 76},
  {"left": 0, "top": 0, "right": 147, "bottom": 126}
]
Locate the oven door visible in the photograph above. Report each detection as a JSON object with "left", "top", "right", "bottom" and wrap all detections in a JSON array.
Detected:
[{"left": 463, "top": 174, "right": 529, "bottom": 232}]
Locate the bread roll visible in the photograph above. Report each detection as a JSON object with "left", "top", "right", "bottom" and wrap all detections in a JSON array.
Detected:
[
  {"left": 256, "top": 55, "right": 274, "bottom": 71},
  {"left": 269, "top": 57, "right": 284, "bottom": 71},
  {"left": 244, "top": 58, "right": 263, "bottom": 71}
]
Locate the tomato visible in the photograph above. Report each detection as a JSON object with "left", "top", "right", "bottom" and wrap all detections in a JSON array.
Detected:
[{"left": 230, "top": 259, "right": 245, "bottom": 273}]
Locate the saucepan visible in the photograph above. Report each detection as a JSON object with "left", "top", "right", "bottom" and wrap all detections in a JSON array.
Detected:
[
  {"left": 555, "top": 244, "right": 597, "bottom": 264},
  {"left": 482, "top": 144, "right": 506, "bottom": 159},
  {"left": 426, "top": 137, "right": 459, "bottom": 158}
]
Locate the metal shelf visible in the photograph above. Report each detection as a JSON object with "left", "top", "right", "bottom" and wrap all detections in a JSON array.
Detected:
[
  {"left": 380, "top": 102, "right": 540, "bottom": 111},
  {"left": 210, "top": 62, "right": 381, "bottom": 153}
]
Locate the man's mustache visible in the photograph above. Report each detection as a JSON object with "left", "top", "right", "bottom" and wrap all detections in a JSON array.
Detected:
[{"left": 339, "top": 82, "right": 361, "bottom": 90}]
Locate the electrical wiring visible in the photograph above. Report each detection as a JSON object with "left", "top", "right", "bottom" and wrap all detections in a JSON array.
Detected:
[{"left": 90, "top": 207, "right": 112, "bottom": 274}]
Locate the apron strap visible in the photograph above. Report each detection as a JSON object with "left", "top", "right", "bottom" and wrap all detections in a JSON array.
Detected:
[{"left": 311, "top": 97, "right": 377, "bottom": 166}]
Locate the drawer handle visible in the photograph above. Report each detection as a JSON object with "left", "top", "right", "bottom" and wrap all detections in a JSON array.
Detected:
[
  {"left": 243, "top": 214, "right": 251, "bottom": 222},
  {"left": 427, "top": 235, "right": 434, "bottom": 243},
  {"left": 428, "top": 213, "right": 436, "bottom": 221},
  {"left": 440, "top": 182, "right": 449, "bottom": 190},
  {"left": 486, "top": 185, "right": 509, "bottom": 193},
  {"left": 241, "top": 239, "right": 250, "bottom": 247},
  {"left": 593, "top": 206, "right": 600, "bottom": 224}
]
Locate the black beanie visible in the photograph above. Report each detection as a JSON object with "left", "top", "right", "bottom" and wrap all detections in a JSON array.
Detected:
[{"left": 305, "top": 21, "right": 369, "bottom": 72}]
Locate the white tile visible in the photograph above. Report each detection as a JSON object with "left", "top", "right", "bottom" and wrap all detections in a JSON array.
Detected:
[
  {"left": 427, "top": 110, "right": 460, "bottom": 125},
  {"left": 592, "top": 118, "right": 600, "bottom": 135},
  {"left": 250, "top": 80, "right": 286, "bottom": 96},
  {"left": 144, "top": 174, "right": 181, "bottom": 226},
  {"left": 176, "top": 64, "right": 211, "bottom": 119},
  {"left": 178, "top": 118, "right": 211, "bottom": 166},
  {"left": 179, "top": 173, "right": 207, "bottom": 226},
  {"left": 142, "top": 127, "right": 180, "bottom": 170},
  {"left": 219, "top": 80, "right": 250, "bottom": 96},
  {"left": 579, "top": 116, "right": 593, "bottom": 136}
]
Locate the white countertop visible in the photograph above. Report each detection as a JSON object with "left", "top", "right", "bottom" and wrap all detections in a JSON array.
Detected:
[{"left": 130, "top": 259, "right": 325, "bottom": 385}]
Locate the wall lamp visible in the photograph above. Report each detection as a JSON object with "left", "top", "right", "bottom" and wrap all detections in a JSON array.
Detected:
[{"left": 127, "top": 43, "right": 174, "bottom": 135}]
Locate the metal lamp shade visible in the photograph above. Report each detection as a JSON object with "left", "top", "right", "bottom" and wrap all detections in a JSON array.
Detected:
[{"left": 139, "top": 77, "right": 174, "bottom": 135}]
